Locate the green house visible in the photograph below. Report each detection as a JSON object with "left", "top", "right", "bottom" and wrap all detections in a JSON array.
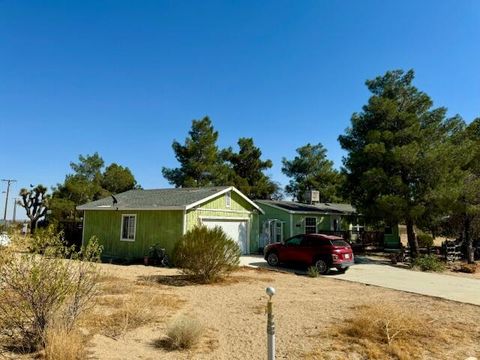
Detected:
[
  {"left": 255, "top": 200, "right": 400, "bottom": 249},
  {"left": 77, "top": 186, "right": 263, "bottom": 261}
]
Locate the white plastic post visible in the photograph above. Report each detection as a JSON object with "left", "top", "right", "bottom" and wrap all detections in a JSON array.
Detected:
[{"left": 266, "top": 287, "right": 276, "bottom": 360}]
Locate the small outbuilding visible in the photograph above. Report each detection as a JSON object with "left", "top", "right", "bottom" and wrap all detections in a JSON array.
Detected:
[{"left": 77, "top": 186, "right": 263, "bottom": 261}]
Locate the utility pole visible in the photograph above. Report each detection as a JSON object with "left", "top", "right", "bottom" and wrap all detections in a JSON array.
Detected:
[
  {"left": 2, "top": 179, "right": 17, "bottom": 223},
  {"left": 12, "top": 197, "right": 18, "bottom": 223}
]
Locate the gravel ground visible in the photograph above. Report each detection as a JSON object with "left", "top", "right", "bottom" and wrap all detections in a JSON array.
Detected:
[{"left": 87, "top": 262, "right": 480, "bottom": 360}]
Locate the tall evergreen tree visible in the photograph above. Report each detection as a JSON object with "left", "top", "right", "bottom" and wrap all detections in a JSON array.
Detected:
[
  {"left": 281, "top": 143, "right": 343, "bottom": 203},
  {"left": 51, "top": 153, "right": 139, "bottom": 221},
  {"left": 443, "top": 118, "right": 480, "bottom": 263},
  {"left": 102, "top": 163, "right": 138, "bottom": 194},
  {"left": 162, "top": 117, "right": 228, "bottom": 187},
  {"left": 338, "top": 69, "right": 463, "bottom": 257},
  {"left": 222, "top": 137, "right": 280, "bottom": 199}
]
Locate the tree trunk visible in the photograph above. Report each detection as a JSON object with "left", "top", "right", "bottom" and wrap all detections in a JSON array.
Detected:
[
  {"left": 30, "top": 219, "right": 36, "bottom": 234},
  {"left": 464, "top": 216, "right": 475, "bottom": 264},
  {"left": 406, "top": 218, "right": 419, "bottom": 258}
]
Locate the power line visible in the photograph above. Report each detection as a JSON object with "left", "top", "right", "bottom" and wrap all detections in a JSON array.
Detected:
[{"left": 2, "top": 179, "right": 17, "bottom": 223}]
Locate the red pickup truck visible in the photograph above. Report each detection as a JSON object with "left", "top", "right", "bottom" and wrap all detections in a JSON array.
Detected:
[{"left": 264, "top": 233, "right": 354, "bottom": 275}]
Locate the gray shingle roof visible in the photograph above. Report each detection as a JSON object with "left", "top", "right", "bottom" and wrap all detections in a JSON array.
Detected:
[
  {"left": 256, "top": 200, "right": 356, "bottom": 214},
  {"left": 77, "top": 186, "right": 231, "bottom": 210}
]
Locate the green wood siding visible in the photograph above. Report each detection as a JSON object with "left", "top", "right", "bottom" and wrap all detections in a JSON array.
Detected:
[
  {"left": 83, "top": 210, "right": 183, "bottom": 260},
  {"left": 257, "top": 202, "right": 401, "bottom": 248},
  {"left": 83, "top": 190, "right": 261, "bottom": 258},
  {"left": 384, "top": 225, "right": 401, "bottom": 248},
  {"left": 291, "top": 213, "right": 332, "bottom": 234},
  {"left": 186, "top": 191, "right": 259, "bottom": 253},
  {"left": 258, "top": 203, "right": 292, "bottom": 239}
]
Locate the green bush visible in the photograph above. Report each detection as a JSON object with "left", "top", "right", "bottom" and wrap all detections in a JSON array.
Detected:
[
  {"left": 411, "top": 255, "right": 445, "bottom": 272},
  {"left": 173, "top": 225, "right": 241, "bottom": 283},
  {"left": 28, "top": 225, "right": 67, "bottom": 256},
  {"left": 416, "top": 233, "right": 434, "bottom": 248},
  {"left": 307, "top": 266, "right": 320, "bottom": 278}
]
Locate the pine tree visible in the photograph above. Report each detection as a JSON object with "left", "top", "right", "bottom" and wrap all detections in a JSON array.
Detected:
[
  {"left": 222, "top": 138, "right": 280, "bottom": 199},
  {"left": 162, "top": 117, "right": 228, "bottom": 187},
  {"left": 339, "top": 69, "right": 463, "bottom": 257},
  {"left": 281, "top": 143, "right": 343, "bottom": 202}
]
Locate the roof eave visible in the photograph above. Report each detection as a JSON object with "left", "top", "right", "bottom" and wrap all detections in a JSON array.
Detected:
[
  {"left": 185, "top": 186, "right": 265, "bottom": 214},
  {"left": 76, "top": 206, "right": 187, "bottom": 211}
]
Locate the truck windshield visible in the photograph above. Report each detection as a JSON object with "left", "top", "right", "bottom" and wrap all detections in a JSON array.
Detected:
[{"left": 330, "top": 240, "right": 349, "bottom": 247}]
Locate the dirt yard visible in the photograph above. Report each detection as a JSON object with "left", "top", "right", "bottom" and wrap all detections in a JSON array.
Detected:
[{"left": 74, "top": 262, "right": 480, "bottom": 360}]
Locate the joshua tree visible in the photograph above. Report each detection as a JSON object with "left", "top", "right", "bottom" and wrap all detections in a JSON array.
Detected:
[{"left": 18, "top": 185, "right": 49, "bottom": 234}]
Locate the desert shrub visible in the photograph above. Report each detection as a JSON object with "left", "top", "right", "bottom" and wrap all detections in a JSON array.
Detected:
[
  {"left": 0, "top": 238, "right": 101, "bottom": 352},
  {"left": 307, "top": 266, "right": 320, "bottom": 278},
  {"left": 173, "top": 225, "right": 241, "bottom": 283},
  {"left": 163, "top": 315, "right": 204, "bottom": 350},
  {"left": 411, "top": 254, "right": 445, "bottom": 272},
  {"left": 416, "top": 233, "right": 434, "bottom": 248},
  {"left": 28, "top": 224, "right": 66, "bottom": 256},
  {"left": 4, "top": 227, "right": 29, "bottom": 252}
]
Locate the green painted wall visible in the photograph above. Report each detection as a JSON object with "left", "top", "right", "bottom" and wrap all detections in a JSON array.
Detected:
[
  {"left": 257, "top": 203, "right": 337, "bottom": 239},
  {"left": 257, "top": 203, "right": 402, "bottom": 248},
  {"left": 186, "top": 191, "right": 259, "bottom": 253},
  {"left": 257, "top": 203, "right": 292, "bottom": 240},
  {"left": 384, "top": 225, "right": 401, "bottom": 248},
  {"left": 83, "top": 191, "right": 263, "bottom": 258},
  {"left": 291, "top": 213, "right": 332, "bottom": 235},
  {"left": 83, "top": 210, "right": 183, "bottom": 260}
]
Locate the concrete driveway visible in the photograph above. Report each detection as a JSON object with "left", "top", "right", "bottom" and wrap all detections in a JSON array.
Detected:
[{"left": 240, "top": 255, "right": 480, "bottom": 306}]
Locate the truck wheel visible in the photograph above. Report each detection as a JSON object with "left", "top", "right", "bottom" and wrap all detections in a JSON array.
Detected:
[
  {"left": 314, "top": 259, "right": 330, "bottom": 275},
  {"left": 267, "top": 252, "right": 279, "bottom": 267}
]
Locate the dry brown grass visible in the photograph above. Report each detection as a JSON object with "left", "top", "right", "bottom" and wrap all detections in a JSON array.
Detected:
[
  {"left": 98, "top": 275, "right": 134, "bottom": 295},
  {"left": 82, "top": 274, "right": 186, "bottom": 339},
  {"left": 341, "top": 303, "right": 433, "bottom": 346},
  {"left": 455, "top": 263, "right": 478, "bottom": 274},
  {"left": 83, "top": 293, "right": 164, "bottom": 338},
  {"left": 44, "top": 326, "right": 86, "bottom": 360},
  {"left": 305, "top": 302, "right": 445, "bottom": 360}
]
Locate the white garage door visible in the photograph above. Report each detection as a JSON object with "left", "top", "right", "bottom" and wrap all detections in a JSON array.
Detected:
[{"left": 203, "top": 219, "right": 248, "bottom": 255}]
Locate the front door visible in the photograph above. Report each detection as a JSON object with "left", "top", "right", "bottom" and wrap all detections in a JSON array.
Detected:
[{"left": 270, "top": 220, "right": 283, "bottom": 244}]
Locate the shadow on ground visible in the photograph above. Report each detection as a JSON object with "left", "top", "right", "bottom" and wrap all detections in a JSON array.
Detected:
[
  {"left": 244, "top": 255, "right": 410, "bottom": 275},
  {"left": 138, "top": 274, "right": 200, "bottom": 287}
]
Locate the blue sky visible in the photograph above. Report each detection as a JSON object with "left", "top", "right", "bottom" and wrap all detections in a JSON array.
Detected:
[{"left": 1, "top": 0, "right": 479, "bottom": 219}]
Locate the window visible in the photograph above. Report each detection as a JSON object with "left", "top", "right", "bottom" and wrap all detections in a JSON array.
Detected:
[
  {"left": 285, "top": 235, "right": 303, "bottom": 246},
  {"left": 331, "top": 239, "right": 350, "bottom": 247},
  {"left": 274, "top": 221, "right": 283, "bottom": 243},
  {"left": 304, "top": 217, "right": 317, "bottom": 234},
  {"left": 121, "top": 214, "right": 136, "bottom": 241},
  {"left": 225, "top": 192, "right": 231, "bottom": 208}
]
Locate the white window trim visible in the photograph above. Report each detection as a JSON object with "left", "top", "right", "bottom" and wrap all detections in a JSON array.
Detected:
[
  {"left": 304, "top": 217, "right": 317, "bottom": 234},
  {"left": 225, "top": 192, "right": 231, "bottom": 208},
  {"left": 120, "top": 214, "right": 137, "bottom": 242}
]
